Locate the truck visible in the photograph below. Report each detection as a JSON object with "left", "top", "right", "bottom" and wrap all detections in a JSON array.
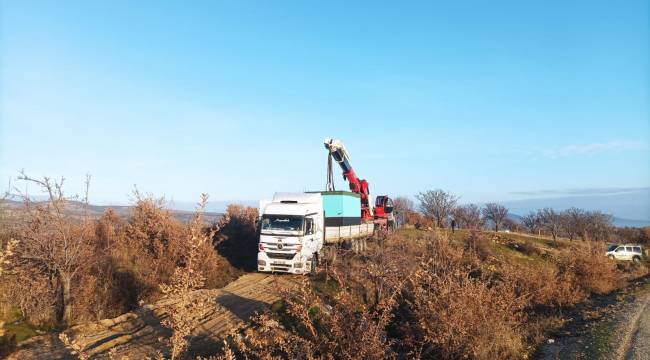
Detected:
[
  {"left": 257, "top": 191, "right": 374, "bottom": 274},
  {"left": 257, "top": 138, "right": 394, "bottom": 274}
]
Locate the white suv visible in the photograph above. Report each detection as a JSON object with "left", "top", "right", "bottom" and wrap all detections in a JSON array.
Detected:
[{"left": 606, "top": 244, "right": 644, "bottom": 262}]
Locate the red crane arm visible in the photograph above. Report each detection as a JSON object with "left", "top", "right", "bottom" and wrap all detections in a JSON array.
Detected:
[{"left": 324, "top": 139, "right": 373, "bottom": 221}]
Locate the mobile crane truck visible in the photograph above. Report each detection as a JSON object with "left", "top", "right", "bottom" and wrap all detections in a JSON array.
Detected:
[{"left": 256, "top": 138, "right": 394, "bottom": 274}]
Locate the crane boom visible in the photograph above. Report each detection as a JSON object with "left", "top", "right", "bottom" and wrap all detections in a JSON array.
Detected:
[{"left": 324, "top": 138, "right": 374, "bottom": 221}]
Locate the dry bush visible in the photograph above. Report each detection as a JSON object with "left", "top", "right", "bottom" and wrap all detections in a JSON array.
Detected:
[
  {"left": 120, "top": 195, "right": 188, "bottom": 300},
  {"left": 213, "top": 204, "right": 259, "bottom": 271},
  {"left": 390, "top": 232, "right": 527, "bottom": 359},
  {"left": 1, "top": 179, "right": 238, "bottom": 338},
  {"left": 502, "top": 262, "right": 584, "bottom": 309},
  {"left": 1, "top": 266, "right": 58, "bottom": 326},
  {"left": 463, "top": 230, "right": 492, "bottom": 260},
  {"left": 405, "top": 262, "right": 527, "bottom": 359},
  {"left": 557, "top": 244, "right": 618, "bottom": 295},
  {"left": 221, "top": 276, "right": 398, "bottom": 360},
  {"left": 6, "top": 174, "right": 97, "bottom": 326},
  {"left": 160, "top": 194, "right": 218, "bottom": 360}
]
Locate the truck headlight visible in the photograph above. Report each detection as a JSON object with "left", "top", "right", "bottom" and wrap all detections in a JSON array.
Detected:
[
  {"left": 258, "top": 260, "right": 266, "bottom": 266},
  {"left": 294, "top": 262, "right": 303, "bottom": 268}
]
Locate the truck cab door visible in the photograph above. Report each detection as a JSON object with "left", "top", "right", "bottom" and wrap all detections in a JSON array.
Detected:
[{"left": 304, "top": 217, "right": 315, "bottom": 251}]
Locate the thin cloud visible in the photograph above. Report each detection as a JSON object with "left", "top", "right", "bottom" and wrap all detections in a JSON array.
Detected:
[
  {"left": 510, "top": 187, "right": 649, "bottom": 197},
  {"left": 544, "top": 140, "right": 646, "bottom": 158}
]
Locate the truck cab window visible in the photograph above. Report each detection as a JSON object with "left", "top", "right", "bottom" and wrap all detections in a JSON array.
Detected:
[
  {"left": 261, "top": 215, "right": 304, "bottom": 232},
  {"left": 305, "top": 218, "right": 314, "bottom": 235}
]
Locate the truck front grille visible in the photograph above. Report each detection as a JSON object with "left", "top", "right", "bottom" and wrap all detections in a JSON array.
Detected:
[{"left": 267, "top": 252, "right": 296, "bottom": 260}]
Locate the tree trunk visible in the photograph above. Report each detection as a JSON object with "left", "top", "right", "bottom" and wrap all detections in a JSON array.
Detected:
[{"left": 61, "top": 272, "right": 73, "bottom": 325}]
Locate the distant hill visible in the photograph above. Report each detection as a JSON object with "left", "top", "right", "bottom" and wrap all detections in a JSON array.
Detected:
[
  {"left": 0, "top": 199, "right": 223, "bottom": 223},
  {"left": 503, "top": 188, "right": 649, "bottom": 226},
  {"left": 611, "top": 217, "right": 650, "bottom": 228}
]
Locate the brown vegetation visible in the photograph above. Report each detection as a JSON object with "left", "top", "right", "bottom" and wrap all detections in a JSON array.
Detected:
[
  {"left": 0, "top": 175, "right": 253, "bottom": 353},
  {"left": 213, "top": 229, "right": 646, "bottom": 360},
  {"left": 2, "top": 182, "right": 648, "bottom": 359}
]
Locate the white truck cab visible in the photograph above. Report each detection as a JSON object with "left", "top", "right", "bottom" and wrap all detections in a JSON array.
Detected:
[{"left": 257, "top": 192, "right": 324, "bottom": 274}]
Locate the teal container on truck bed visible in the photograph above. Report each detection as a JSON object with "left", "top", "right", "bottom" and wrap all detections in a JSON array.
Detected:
[{"left": 319, "top": 191, "right": 361, "bottom": 226}]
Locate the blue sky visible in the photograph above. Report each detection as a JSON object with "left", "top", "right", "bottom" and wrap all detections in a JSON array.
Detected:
[{"left": 1, "top": 1, "right": 648, "bottom": 217}]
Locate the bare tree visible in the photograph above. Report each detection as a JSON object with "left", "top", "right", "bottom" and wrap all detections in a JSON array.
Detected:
[
  {"left": 538, "top": 208, "right": 561, "bottom": 245},
  {"left": 416, "top": 190, "right": 458, "bottom": 228},
  {"left": 392, "top": 196, "right": 415, "bottom": 226},
  {"left": 521, "top": 211, "right": 539, "bottom": 234},
  {"left": 15, "top": 173, "right": 93, "bottom": 325},
  {"left": 560, "top": 207, "right": 587, "bottom": 241},
  {"left": 453, "top": 204, "right": 483, "bottom": 229},
  {"left": 584, "top": 211, "right": 614, "bottom": 241},
  {"left": 481, "top": 203, "right": 508, "bottom": 232}
]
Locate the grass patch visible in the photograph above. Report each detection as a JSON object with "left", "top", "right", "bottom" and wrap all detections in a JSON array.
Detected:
[{"left": 4, "top": 322, "right": 39, "bottom": 343}]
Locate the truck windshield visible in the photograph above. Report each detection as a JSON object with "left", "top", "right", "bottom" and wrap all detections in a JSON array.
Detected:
[{"left": 261, "top": 215, "right": 304, "bottom": 232}]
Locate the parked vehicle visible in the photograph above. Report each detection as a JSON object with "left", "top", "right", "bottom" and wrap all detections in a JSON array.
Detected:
[
  {"left": 606, "top": 244, "right": 644, "bottom": 262},
  {"left": 257, "top": 192, "right": 375, "bottom": 274}
]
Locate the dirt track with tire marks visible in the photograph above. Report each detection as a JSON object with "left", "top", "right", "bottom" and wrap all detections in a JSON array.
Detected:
[{"left": 9, "top": 273, "right": 297, "bottom": 359}]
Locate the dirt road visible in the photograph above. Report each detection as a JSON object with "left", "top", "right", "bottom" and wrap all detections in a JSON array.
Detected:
[
  {"left": 8, "top": 273, "right": 297, "bottom": 359},
  {"left": 537, "top": 275, "right": 650, "bottom": 360}
]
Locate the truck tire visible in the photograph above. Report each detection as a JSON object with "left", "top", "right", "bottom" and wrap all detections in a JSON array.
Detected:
[
  {"left": 633, "top": 256, "right": 641, "bottom": 263},
  {"left": 608, "top": 255, "right": 615, "bottom": 260}
]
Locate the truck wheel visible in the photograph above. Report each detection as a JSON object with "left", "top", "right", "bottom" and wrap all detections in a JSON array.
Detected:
[
  {"left": 608, "top": 255, "right": 615, "bottom": 260},
  {"left": 633, "top": 256, "right": 641, "bottom": 263}
]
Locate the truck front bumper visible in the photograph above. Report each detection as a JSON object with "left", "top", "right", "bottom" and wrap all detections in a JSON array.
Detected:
[{"left": 257, "top": 251, "right": 309, "bottom": 274}]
